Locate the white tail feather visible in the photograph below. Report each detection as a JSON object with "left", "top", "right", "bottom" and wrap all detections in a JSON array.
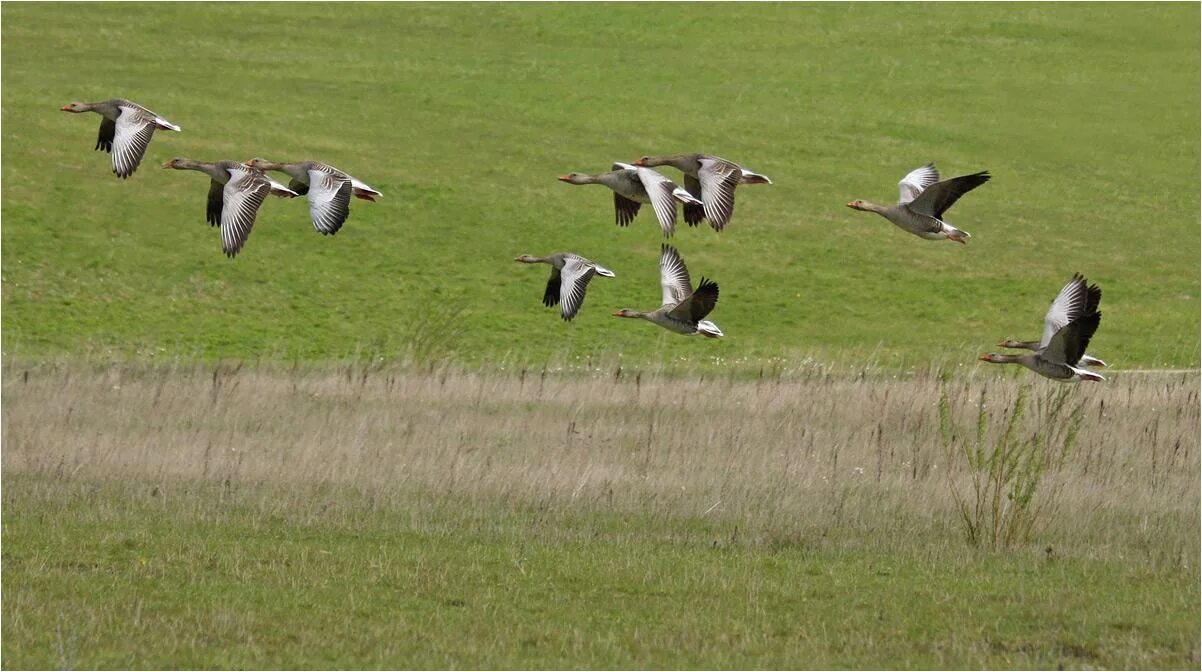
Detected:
[
  {"left": 672, "top": 187, "right": 703, "bottom": 205},
  {"left": 697, "top": 320, "right": 724, "bottom": 338}
]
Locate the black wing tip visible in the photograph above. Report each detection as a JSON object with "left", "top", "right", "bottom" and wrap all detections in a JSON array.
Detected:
[{"left": 696, "top": 276, "right": 720, "bottom": 293}]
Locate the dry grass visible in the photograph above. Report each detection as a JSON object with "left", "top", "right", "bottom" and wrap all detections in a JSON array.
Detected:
[{"left": 4, "top": 360, "right": 1197, "bottom": 555}]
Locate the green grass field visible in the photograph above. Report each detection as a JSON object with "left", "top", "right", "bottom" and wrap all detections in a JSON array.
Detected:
[
  {"left": 2, "top": 363, "right": 1198, "bottom": 669},
  {"left": 2, "top": 4, "right": 1200, "bottom": 670},
  {"left": 2, "top": 3, "right": 1198, "bottom": 369}
]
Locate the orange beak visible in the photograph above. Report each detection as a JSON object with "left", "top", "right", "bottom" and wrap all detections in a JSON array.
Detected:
[
  {"left": 845, "top": 201, "right": 856, "bottom": 208},
  {"left": 160, "top": 160, "right": 173, "bottom": 168},
  {"left": 632, "top": 158, "right": 646, "bottom": 166},
  {"left": 556, "top": 175, "right": 571, "bottom": 182},
  {"left": 978, "top": 355, "right": 992, "bottom": 361},
  {"left": 59, "top": 104, "right": 72, "bottom": 112}
]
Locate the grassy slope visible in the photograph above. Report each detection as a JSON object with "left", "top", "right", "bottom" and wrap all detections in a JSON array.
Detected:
[{"left": 1, "top": 4, "right": 1198, "bottom": 369}]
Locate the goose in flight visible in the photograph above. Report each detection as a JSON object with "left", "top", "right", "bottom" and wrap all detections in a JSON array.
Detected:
[
  {"left": 244, "top": 159, "right": 381, "bottom": 236},
  {"left": 162, "top": 158, "right": 298, "bottom": 257},
  {"left": 61, "top": 99, "right": 181, "bottom": 178},
  {"left": 613, "top": 244, "right": 722, "bottom": 338},
  {"left": 979, "top": 273, "right": 1104, "bottom": 381},
  {"left": 846, "top": 163, "right": 989, "bottom": 243},
  {"left": 633, "top": 154, "right": 771, "bottom": 231},
  {"left": 558, "top": 163, "right": 703, "bottom": 237},
  {"left": 996, "top": 275, "right": 1107, "bottom": 367},
  {"left": 515, "top": 253, "right": 615, "bottom": 321}
]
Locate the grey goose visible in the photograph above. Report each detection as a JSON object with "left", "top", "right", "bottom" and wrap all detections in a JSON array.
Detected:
[
  {"left": 515, "top": 253, "right": 615, "bottom": 321},
  {"left": 847, "top": 163, "right": 989, "bottom": 243},
  {"left": 997, "top": 275, "right": 1107, "bottom": 367},
  {"left": 633, "top": 154, "right": 771, "bottom": 231},
  {"left": 558, "top": 163, "right": 703, "bottom": 238},
  {"left": 245, "top": 159, "right": 382, "bottom": 236},
  {"left": 162, "top": 159, "right": 298, "bottom": 258},
  {"left": 61, "top": 99, "right": 181, "bottom": 178},
  {"left": 613, "top": 244, "right": 722, "bottom": 338},
  {"left": 979, "top": 273, "right": 1105, "bottom": 382}
]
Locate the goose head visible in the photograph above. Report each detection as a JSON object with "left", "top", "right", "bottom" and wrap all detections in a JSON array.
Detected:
[
  {"left": 60, "top": 102, "right": 91, "bottom": 113},
  {"left": 557, "top": 173, "right": 594, "bottom": 185}
]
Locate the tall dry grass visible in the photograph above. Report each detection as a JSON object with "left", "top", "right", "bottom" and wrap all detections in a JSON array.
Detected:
[{"left": 3, "top": 360, "right": 1197, "bottom": 555}]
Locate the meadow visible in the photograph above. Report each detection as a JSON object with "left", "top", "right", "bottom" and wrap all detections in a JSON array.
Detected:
[
  {"left": 2, "top": 3, "right": 1200, "bottom": 669},
  {"left": 1, "top": 3, "right": 1199, "bottom": 369},
  {"left": 2, "top": 361, "right": 1199, "bottom": 668}
]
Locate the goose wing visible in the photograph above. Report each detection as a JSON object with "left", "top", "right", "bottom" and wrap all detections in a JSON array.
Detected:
[
  {"left": 696, "top": 157, "right": 743, "bottom": 230},
  {"left": 558, "top": 256, "right": 598, "bottom": 321},
  {"left": 682, "top": 174, "right": 705, "bottom": 227},
  {"left": 542, "top": 267, "right": 561, "bottom": 307},
  {"left": 907, "top": 170, "right": 990, "bottom": 218},
  {"left": 206, "top": 179, "right": 224, "bottom": 226},
  {"left": 659, "top": 243, "right": 693, "bottom": 307},
  {"left": 1042, "top": 312, "right": 1101, "bottom": 365},
  {"left": 627, "top": 165, "right": 680, "bottom": 237},
  {"left": 95, "top": 117, "right": 116, "bottom": 152},
  {"left": 613, "top": 192, "right": 641, "bottom": 227},
  {"left": 110, "top": 105, "right": 158, "bottom": 178},
  {"left": 673, "top": 277, "right": 719, "bottom": 322},
  {"left": 1039, "top": 274, "right": 1094, "bottom": 349},
  {"left": 305, "top": 168, "right": 353, "bottom": 235},
  {"left": 897, "top": 163, "right": 939, "bottom": 204},
  {"left": 220, "top": 167, "right": 270, "bottom": 257}
]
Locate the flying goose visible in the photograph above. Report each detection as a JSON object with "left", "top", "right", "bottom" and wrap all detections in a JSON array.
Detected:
[
  {"left": 997, "top": 275, "right": 1107, "bottom": 367},
  {"left": 515, "top": 253, "right": 615, "bottom": 321},
  {"left": 633, "top": 154, "right": 771, "bottom": 231},
  {"left": 244, "top": 159, "right": 382, "bottom": 236},
  {"left": 162, "top": 158, "right": 298, "bottom": 257},
  {"left": 847, "top": 163, "right": 989, "bottom": 243},
  {"left": 613, "top": 244, "right": 722, "bottom": 338},
  {"left": 558, "top": 163, "right": 704, "bottom": 237},
  {"left": 61, "top": 99, "right": 181, "bottom": 178},
  {"left": 979, "top": 273, "right": 1104, "bottom": 381}
]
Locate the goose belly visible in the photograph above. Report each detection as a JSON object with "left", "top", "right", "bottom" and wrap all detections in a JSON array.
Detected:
[{"left": 647, "top": 313, "right": 698, "bottom": 335}]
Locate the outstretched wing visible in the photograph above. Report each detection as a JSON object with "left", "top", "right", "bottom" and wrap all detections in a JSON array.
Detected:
[
  {"left": 659, "top": 243, "right": 692, "bottom": 307},
  {"left": 1039, "top": 273, "right": 1092, "bottom": 349},
  {"left": 1043, "top": 312, "right": 1101, "bottom": 366},
  {"left": 220, "top": 168, "right": 270, "bottom": 257},
  {"left": 613, "top": 192, "right": 641, "bottom": 227},
  {"left": 682, "top": 174, "right": 705, "bottom": 227},
  {"left": 305, "top": 169, "right": 353, "bottom": 235},
  {"left": 633, "top": 167, "right": 681, "bottom": 237},
  {"left": 907, "top": 170, "right": 990, "bottom": 218},
  {"left": 696, "top": 157, "right": 743, "bottom": 231},
  {"left": 206, "top": 179, "right": 223, "bottom": 226},
  {"left": 542, "top": 267, "right": 561, "bottom": 307},
  {"left": 110, "top": 106, "right": 158, "bottom": 179},
  {"left": 688, "top": 277, "right": 719, "bottom": 321},
  {"left": 558, "top": 256, "right": 598, "bottom": 321},
  {"left": 95, "top": 117, "right": 116, "bottom": 152},
  {"left": 898, "top": 163, "right": 939, "bottom": 204}
]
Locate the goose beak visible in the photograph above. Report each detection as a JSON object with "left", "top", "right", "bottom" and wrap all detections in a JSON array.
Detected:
[
  {"left": 556, "top": 175, "right": 571, "bottom": 182},
  {"left": 845, "top": 201, "right": 855, "bottom": 208},
  {"left": 995, "top": 340, "right": 1006, "bottom": 348},
  {"left": 59, "top": 104, "right": 72, "bottom": 112},
  {"left": 632, "top": 158, "right": 646, "bottom": 166},
  {"left": 161, "top": 160, "right": 173, "bottom": 168},
  {"left": 978, "top": 355, "right": 992, "bottom": 361}
]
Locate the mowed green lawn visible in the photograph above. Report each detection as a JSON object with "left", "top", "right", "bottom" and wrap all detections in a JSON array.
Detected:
[{"left": 2, "top": 3, "right": 1198, "bottom": 369}]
